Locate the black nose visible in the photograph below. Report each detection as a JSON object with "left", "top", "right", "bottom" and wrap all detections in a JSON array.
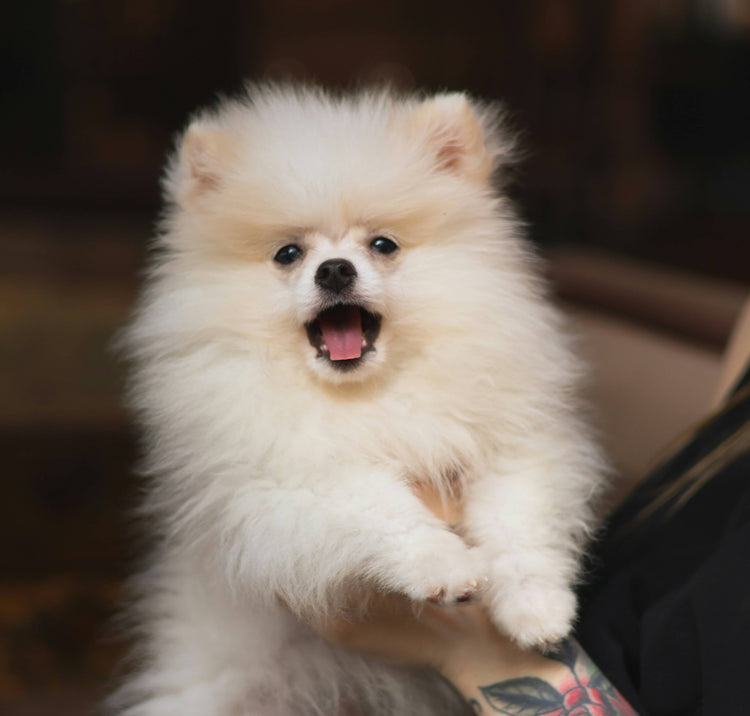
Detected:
[{"left": 315, "top": 259, "right": 357, "bottom": 293}]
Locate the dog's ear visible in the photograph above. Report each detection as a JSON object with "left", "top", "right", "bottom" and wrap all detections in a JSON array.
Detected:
[
  {"left": 411, "top": 93, "right": 494, "bottom": 184},
  {"left": 171, "top": 121, "right": 234, "bottom": 205}
]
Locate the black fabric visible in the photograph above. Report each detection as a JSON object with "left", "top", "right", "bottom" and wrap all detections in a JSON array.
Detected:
[{"left": 576, "top": 362, "right": 750, "bottom": 715}]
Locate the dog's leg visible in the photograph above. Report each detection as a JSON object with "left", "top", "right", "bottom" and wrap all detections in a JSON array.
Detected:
[
  {"left": 463, "top": 442, "right": 603, "bottom": 649},
  {"left": 215, "top": 464, "right": 489, "bottom": 618}
]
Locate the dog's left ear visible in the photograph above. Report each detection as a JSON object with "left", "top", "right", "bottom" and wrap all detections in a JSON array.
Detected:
[{"left": 411, "top": 93, "right": 495, "bottom": 185}]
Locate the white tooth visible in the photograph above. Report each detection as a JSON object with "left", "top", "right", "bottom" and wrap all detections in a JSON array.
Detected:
[
  {"left": 361, "top": 337, "right": 367, "bottom": 348},
  {"left": 320, "top": 343, "right": 329, "bottom": 353}
]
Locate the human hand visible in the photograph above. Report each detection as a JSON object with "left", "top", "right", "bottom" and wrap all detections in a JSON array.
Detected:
[
  {"left": 315, "top": 591, "right": 637, "bottom": 715},
  {"left": 316, "top": 589, "right": 532, "bottom": 689}
]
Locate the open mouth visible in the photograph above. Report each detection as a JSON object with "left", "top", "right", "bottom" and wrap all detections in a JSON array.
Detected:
[{"left": 305, "top": 304, "right": 381, "bottom": 369}]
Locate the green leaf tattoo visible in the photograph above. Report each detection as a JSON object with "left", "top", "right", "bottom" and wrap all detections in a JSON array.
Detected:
[{"left": 480, "top": 677, "right": 563, "bottom": 714}]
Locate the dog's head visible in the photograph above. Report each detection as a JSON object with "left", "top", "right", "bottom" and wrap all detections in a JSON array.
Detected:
[{"left": 158, "top": 85, "right": 515, "bottom": 385}]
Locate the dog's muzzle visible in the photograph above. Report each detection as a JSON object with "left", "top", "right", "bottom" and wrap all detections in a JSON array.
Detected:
[{"left": 306, "top": 259, "right": 382, "bottom": 370}]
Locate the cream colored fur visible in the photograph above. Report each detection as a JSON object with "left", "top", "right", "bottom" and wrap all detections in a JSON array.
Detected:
[{"left": 111, "top": 84, "right": 607, "bottom": 715}]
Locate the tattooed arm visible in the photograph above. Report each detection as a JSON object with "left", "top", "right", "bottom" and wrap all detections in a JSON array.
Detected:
[
  {"left": 321, "top": 595, "right": 636, "bottom": 715},
  {"left": 453, "top": 635, "right": 637, "bottom": 716}
]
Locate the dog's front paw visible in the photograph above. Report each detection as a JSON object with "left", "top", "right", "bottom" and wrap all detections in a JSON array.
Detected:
[
  {"left": 392, "top": 529, "right": 489, "bottom": 606},
  {"left": 488, "top": 579, "right": 577, "bottom": 649}
]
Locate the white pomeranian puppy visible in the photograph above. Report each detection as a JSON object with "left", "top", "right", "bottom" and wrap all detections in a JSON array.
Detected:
[{"left": 113, "top": 84, "right": 606, "bottom": 715}]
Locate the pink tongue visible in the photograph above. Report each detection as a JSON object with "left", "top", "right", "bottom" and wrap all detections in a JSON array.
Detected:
[{"left": 319, "top": 306, "right": 363, "bottom": 360}]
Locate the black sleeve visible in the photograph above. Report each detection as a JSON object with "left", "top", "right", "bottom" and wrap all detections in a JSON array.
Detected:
[{"left": 576, "top": 363, "right": 750, "bottom": 716}]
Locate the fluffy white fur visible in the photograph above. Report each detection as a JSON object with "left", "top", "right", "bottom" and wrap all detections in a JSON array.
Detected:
[{"left": 112, "top": 84, "right": 607, "bottom": 715}]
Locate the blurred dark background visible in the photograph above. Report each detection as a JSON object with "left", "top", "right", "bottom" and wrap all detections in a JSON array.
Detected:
[{"left": 1, "top": 1, "right": 749, "bottom": 713}]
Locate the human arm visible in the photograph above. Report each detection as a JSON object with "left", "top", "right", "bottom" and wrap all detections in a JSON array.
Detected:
[
  {"left": 322, "top": 592, "right": 637, "bottom": 715},
  {"left": 451, "top": 631, "right": 638, "bottom": 716}
]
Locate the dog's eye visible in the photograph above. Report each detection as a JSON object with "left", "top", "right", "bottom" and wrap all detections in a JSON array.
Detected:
[
  {"left": 369, "top": 237, "right": 399, "bottom": 255},
  {"left": 274, "top": 244, "right": 303, "bottom": 265}
]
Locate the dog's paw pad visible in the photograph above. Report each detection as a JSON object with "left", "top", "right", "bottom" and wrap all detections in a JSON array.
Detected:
[
  {"left": 455, "top": 577, "right": 488, "bottom": 603},
  {"left": 427, "top": 576, "right": 488, "bottom": 605},
  {"left": 427, "top": 587, "right": 446, "bottom": 604}
]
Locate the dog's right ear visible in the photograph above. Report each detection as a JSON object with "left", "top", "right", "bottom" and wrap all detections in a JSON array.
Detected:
[{"left": 170, "top": 121, "right": 234, "bottom": 206}]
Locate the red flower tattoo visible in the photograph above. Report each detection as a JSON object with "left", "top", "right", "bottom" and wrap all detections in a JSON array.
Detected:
[{"left": 475, "top": 639, "right": 638, "bottom": 715}]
